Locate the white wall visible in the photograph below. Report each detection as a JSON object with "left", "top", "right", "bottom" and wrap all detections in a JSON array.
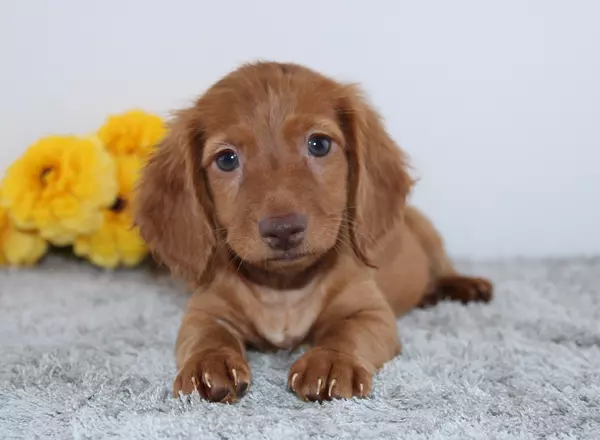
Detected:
[{"left": 1, "top": 0, "right": 598, "bottom": 259}]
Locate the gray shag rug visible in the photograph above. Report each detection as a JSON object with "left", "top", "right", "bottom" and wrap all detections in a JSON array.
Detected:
[{"left": 1, "top": 256, "right": 599, "bottom": 440}]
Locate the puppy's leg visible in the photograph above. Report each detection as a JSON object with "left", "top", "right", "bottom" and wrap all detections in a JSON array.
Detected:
[
  {"left": 288, "top": 282, "right": 399, "bottom": 402},
  {"left": 419, "top": 275, "right": 493, "bottom": 308},
  {"left": 404, "top": 206, "right": 494, "bottom": 308},
  {"left": 173, "top": 293, "right": 250, "bottom": 403},
  {"left": 417, "top": 239, "right": 494, "bottom": 308}
]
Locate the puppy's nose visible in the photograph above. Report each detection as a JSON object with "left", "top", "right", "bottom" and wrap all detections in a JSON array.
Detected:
[{"left": 258, "top": 213, "right": 307, "bottom": 250}]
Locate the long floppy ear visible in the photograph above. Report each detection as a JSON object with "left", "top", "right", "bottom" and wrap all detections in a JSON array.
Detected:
[
  {"left": 338, "top": 85, "right": 414, "bottom": 266},
  {"left": 133, "top": 109, "right": 215, "bottom": 285}
]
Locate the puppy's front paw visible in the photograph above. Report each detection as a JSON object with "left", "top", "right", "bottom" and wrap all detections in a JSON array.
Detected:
[
  {"left": 174, "top": 349, "right": 251, "bottom": 403},
  {"left": 288, "top": 347, "right": 372, "bottom": 402}
]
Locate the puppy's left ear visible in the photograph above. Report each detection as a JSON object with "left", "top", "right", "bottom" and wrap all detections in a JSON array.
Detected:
[{"left": 337, "top": 84, "right": 414, "bottom": 265}]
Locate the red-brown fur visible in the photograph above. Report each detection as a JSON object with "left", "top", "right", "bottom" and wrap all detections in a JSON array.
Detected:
[{"left": 133, "top": 61, "right": 493, "bottom": 403}]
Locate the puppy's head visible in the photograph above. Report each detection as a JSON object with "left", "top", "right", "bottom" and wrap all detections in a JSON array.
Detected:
[{"left": 134, "top": 62, "right": 412, "bottom": 283}]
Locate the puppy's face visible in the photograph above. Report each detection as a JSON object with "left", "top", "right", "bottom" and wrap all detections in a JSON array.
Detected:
[
  {"left": 198, "top": 67, "right": 348, "bottom": 270},
  {"left": 135, "top": 62, "right": 412, "bottom": 283}
]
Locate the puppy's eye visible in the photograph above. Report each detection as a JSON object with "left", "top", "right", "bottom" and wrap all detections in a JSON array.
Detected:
[
  {"left": 214, "top": 149, "right": 239, "bottom": 172},
  {"left": 307, "top": 134, "right": 332, "bottom": 157}
]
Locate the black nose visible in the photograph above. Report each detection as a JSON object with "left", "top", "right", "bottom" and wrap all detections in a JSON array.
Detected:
[{"left": 258, "top": 213, "right": 307, "bottom": 250}]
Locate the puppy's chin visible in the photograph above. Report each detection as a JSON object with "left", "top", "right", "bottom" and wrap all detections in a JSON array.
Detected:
[
  {"left": 235, "top": 247, "right": 328, "bottom": 274},
  {"left": 262, "top": 251, "right": 319, "bottom": 272}
]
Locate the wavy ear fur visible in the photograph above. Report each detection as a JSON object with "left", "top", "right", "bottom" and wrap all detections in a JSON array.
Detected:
[
  {"left": 337, "top": 85, "right": 414, "bottom": 266},
  {"left": 133, "top": 109, "right": 215, "bottom": 285}
]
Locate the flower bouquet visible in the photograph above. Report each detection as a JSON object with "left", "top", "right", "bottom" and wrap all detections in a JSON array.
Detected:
[{"left": 0, "top": 110, "right": 165, "bottom": 269}]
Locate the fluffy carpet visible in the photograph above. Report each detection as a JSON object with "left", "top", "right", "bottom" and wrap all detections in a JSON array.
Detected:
[{"left": 1, "top": 256, "right": 599, "bottom": 440}]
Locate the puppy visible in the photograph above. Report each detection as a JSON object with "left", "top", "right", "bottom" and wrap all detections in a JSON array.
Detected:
[{"left": 134, "top": 61, "right": 493, "bottom": 403}]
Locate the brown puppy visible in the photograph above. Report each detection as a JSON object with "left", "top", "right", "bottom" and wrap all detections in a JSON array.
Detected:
[{"left": 134, "top": 61, "right": 493, "bottom": 403}]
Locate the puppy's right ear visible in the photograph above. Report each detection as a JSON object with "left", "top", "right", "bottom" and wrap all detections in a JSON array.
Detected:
[{"left": 133, "top": 109, "right": 215, "bottom": 284}]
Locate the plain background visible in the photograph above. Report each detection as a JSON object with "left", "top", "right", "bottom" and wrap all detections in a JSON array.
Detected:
[{"left": 1, "top": 1, "right": 598, "bottom": 259}]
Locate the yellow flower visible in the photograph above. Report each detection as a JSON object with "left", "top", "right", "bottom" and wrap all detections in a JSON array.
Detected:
[
  {"left": 0, "top": 135, "right": 118, "bottom": 246},
  {"left": 97, "top": 109, "right": 166, "bottom": 159},
  {"left": 0, "top": 195, "right": 48, "bottom": 266},
  {"left": 74, "top": 156, "right": 148, "bottom": 269}
]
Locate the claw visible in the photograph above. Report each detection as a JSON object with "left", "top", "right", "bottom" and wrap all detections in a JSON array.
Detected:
[
  {"left": 203, "top": 372, "right": 212, "bottom": 389},
  {"left": 191, "top": 376, "right": 199, "bottom": 392},
  {"left": 290, "top": 373, "right": 299, "bottom": 392},
  {"left": 231, "top": 368, "right": 238, "bottom": 386},
  {"left": 317, "top": 377, "right": 323, "bottom": 394},
  {"left": 359, "top": 383, "right": 364, "bottom": 396},
  {"left": 328, "top": 379, "right": 336, "bottom": 398}
]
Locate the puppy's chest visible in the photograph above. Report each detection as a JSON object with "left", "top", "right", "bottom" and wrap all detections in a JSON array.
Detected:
[{"left": 249, "top": 286, "right": 324, "bottom": 350}]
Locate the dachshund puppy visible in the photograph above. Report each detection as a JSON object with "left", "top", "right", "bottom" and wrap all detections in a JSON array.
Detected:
[{"left": 134, "top": 61, "right": 493, "bottom": 403}]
